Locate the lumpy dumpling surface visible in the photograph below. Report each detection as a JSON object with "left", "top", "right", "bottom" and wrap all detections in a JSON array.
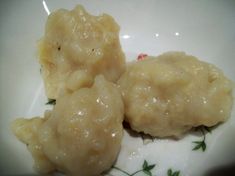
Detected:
[
  {"left": 12, "top": 75, "right": 124, "bottom": 176},
  {"left": 118, "top": 52, "right": 233, "bottom": 137},
  {"left": 38, "top": 5, "right": 125, "bottom": 99}
]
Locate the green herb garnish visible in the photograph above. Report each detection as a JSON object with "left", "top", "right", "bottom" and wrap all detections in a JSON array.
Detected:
[
  {"left": 46, "top": 99, "right": 56, "bottom": 105},
  {"left": 111, "top": 160, "right": 156, "bottom": 176},
  {"left": 192, "top": 125, "right": 213, "bottom": 152},
  {"left": 192, "top": 127, "right": 206, "bottom": 151},
  {"left": 141, "top": 160, "right": 156, "bottom": 176},
  {"left": 167, "top": 168, "right": 180, "bottom": 176}
]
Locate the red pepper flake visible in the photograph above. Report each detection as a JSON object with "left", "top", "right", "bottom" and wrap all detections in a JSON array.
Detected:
[{"left": 137, "top": 53, "right": 148, "bottom": 61}]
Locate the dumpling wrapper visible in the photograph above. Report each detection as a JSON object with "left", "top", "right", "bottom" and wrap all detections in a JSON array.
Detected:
[
  {"left": 38, "top": 5, "right": 125, "bottom": 99},
  {"left": 118, "top": 52, "right": 233, "bottom": 137},
  {"left": 12, "top": 75, "right": 124, "bottom": 176}
]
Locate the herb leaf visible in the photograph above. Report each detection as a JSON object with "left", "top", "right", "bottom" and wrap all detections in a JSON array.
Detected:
[
  {"left": 202, "top": 141, "right": 206, "bottom": 151},
  {"left": 143, "top": 170, "right": 152, "bottom": 176},
  {"left": 142, "top": 160, "right": 155, "bottom": 172},
  {"left": 192, "top": 125, "right": 210, "bottom": 152},
  {"left": 167, "top": 168, "right": 180, "bottom": 176},
  {"left": 174, "top": 171, "right": 180, "bottom": 176},
  {"left": 193, "top": 139, "right": 206, "bottom": 151},
  {"left": 46, "top": 99, "right": 56, "bottom": 105},
  {"left": 145, "top": 164, "right": 155, "bottom": 171},
  {"left": 168, "top": 169, "right": 172, "bottom": 176},
  {"left": 143, "top": 160, "right": 148, "bottom": 169}
]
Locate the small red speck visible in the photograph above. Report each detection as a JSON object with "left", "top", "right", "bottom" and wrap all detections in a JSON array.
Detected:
[{"left": 137, "top": 53, "right": 148, "bottom": 61}]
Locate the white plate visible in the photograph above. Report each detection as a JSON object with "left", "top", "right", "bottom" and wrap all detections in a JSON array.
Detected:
[{"left": 0, "top": 0, "right": 235, "bottom": 175}]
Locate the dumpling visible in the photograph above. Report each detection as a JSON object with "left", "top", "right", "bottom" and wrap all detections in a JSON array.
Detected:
[
  {"left": 38, "top": 5, "right": 125, "bottom": 99},
  {"left": 117, "top": 52, "right": 233, "bottom": 137},
  {"left": 11, "top": 75, "right": 124, "bottom": 176}
]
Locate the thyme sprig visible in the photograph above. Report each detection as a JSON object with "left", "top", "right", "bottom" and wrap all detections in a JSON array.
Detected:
[
  {"left": 111, "top": 160, "right": 156, "bottom": 176},
  {"left": 192, "top": 127, "right": 206, "bottom": 151},
  {"left": 192, "top": 126, "right": 213, "bottom": 152}
]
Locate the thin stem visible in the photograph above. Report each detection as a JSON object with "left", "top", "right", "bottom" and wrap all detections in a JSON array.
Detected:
[
  {"left": 112, "top": 166, "right": 131, "bottom": 176},
  {"left": 200, "top": 128, "right": 206, "bottom": 141},
  {"left": 130, "top": 169, "right": 143, "bottom": 176}
]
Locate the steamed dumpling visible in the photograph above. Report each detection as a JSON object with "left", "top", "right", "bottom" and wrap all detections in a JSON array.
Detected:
[
  {"left": 38, "top": 5, "right": 125, "bottom": 99},
  {"left": 118, "top": 52, "right": 233, "bottom": 137},
  {"left": 12, "top": 75, "right": 124, "bottom": 176}
]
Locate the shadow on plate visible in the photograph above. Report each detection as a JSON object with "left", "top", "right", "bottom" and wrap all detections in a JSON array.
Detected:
[
  {"left": 123, "top": 120, "right": 189, "bottom": 141},
  {"left": 123, "top": 121, "right": 222, "bottom": 142},
  {"left": 204, "top": 163, "right": 235, "bottom": 176}
]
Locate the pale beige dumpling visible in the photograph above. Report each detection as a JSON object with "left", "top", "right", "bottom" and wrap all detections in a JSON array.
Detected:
[
  {"left": 12, "top": 75, "right": 124, "bottom": 176},
  {"left": 118, "top": 52, "right": 233, "bottom": 137},
  {"left": 38, "top": 5, "right": 125, "bottom": 99}
]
